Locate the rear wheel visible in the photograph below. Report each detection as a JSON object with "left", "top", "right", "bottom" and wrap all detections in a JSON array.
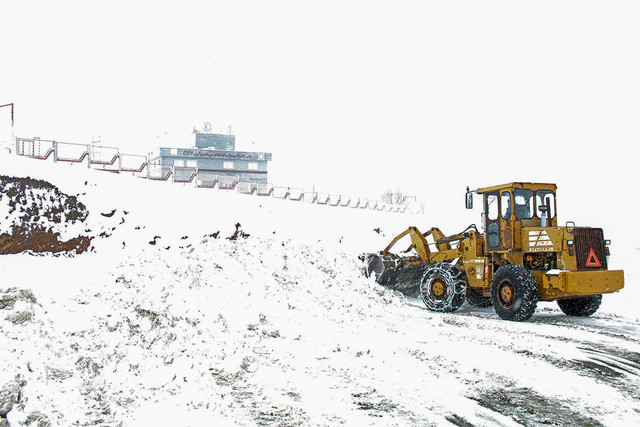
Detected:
[
  {"left": 420, "top": 263, "right": 467, "bottom": 312},
  {"left": 491, "top": 264, "right": 539, "bottom": 321},
  {"left": 557, "top": 295, "right": 602, "bottom": 317}
]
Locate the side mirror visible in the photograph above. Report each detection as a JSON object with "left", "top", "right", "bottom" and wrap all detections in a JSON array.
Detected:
[{"left": 465, "top": 187, "right": 473, "bottom": 209}]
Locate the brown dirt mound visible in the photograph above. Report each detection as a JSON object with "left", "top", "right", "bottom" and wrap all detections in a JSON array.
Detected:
[
  {"left": 0, "top": 175, "right": 92, "bottom": 255},
  {"left": 0, "top": 226, "right": 92, "bottom": 255}
]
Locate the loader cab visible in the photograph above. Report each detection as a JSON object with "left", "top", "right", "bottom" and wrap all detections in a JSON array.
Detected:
[{"left": 474, "top": 183, "right": 557, "bottom": 252}]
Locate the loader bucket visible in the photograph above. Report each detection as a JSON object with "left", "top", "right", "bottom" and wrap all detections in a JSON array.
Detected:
[{"left": 361, "top": 253, "right": 428, "bottom": 298}]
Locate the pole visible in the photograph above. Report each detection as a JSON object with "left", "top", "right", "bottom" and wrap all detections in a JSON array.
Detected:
[{"left": 0, "top": 103, "right": 14, "bottom": 153}]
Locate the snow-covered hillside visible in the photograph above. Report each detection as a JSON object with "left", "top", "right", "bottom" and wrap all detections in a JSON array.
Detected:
[{"left": 1, "top": 151, "right": 639, "bottom": 426}]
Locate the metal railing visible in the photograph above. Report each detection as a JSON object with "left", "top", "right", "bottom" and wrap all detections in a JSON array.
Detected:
[{"left": 14, "top": 136, "right": 420, "bottom": 214}]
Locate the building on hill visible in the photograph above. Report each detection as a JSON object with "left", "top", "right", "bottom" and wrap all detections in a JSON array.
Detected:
[{"left": 149, "top": 131, "right": 272, "bottom": 183}]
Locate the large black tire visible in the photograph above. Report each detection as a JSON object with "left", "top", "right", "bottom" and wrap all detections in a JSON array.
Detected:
[
  {"left": 466, "top": 289, "right": 493, "bottom": 308},
  {"left": 491, "top": 264, "right": 539, "bottom": 321},
  {"left": 420, "top": 263, "right": 467, "bottom": 312},
  {"left": 557, "top": 295, "right": 602, "bottom": 317}
]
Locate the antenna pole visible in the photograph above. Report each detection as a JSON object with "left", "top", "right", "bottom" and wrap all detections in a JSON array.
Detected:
[{"left": 0, "top": 103, "right": 14, "bottom": 153}]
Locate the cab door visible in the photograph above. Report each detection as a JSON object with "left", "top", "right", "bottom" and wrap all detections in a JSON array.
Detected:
[
  {"left": 485, "top": 192, "right": 501, "bottom": 251},
  {"left": 500, "top": 190, "right": 515, "bottom": 250},
  {"left": 485, "top": 191, "right": 515, "bottom": 251}
]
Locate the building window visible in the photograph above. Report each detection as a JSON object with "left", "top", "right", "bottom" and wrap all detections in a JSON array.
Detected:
[
  {"left": 174, "top": 159, "right": 185, "bottom": 167},
  {"left": 248, "top": 162, "right": 258, "bottom": 170},
  {"left": 223, "top": 161, "right": 234, "bottom": 169},
  {"left": 186, "top": 160, "right": 197, "bottom": 168}
]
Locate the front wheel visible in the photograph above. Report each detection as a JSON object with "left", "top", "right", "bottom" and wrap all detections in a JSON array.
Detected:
[
  {"left": 491, "top": 264, "right": 539, "bottom": 321},
  {"left": 557, "top": 295, "right": 602, "bottom": 317},
  {"left": 420, "top": 263, "right": 467, "bottom": 312}
]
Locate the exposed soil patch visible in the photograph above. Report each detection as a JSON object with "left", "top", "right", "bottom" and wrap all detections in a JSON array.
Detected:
[
  {"left": 0, "top": 226, "right": 92, "bottom": 254},
  {"left": 227, "top": 222, "right": 250, "bottom": 241}
]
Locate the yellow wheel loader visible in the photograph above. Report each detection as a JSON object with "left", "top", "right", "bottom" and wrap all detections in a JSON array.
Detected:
[{"left": 362, "top": 182, "right": 624, "bottom": 321}]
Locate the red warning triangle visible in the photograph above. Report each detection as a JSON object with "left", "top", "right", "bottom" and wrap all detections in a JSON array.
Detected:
[{"left": 585, "top": 248, "right": 602, "bottom": 267}]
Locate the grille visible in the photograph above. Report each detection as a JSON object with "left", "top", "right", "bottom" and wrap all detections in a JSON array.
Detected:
[{"left": 573, "top": 227, "right": 607, "bottom": 271}]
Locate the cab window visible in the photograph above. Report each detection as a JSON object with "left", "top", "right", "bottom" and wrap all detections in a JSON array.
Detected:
[
  {"left": 514, "top": 189, "right": 534, "bottom": 219},
  {"left": 501, "top": 192, "right": 512, "bottom": 219},
  {"left": 487, "top": 194, "right": 498, "bottom": 221},
  {"left": 536, "top": 190, "right": 556, "bottom": 218}
]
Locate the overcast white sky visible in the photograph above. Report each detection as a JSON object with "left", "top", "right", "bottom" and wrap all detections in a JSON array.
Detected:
[{"left": 1, "top": 1, "right": 639, "bottom": 201}]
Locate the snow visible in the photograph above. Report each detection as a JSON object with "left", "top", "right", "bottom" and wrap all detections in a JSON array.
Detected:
[{"left": 1, "top": 150, "right": 639, "bottom": 426}]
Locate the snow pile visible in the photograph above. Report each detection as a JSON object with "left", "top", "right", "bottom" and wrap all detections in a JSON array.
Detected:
[
  {"left": 5, "top": 236, "right": 639, "bottom": 426},
  {"left": 1, "top": 151, "right": 639, "bottom": 426}
]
